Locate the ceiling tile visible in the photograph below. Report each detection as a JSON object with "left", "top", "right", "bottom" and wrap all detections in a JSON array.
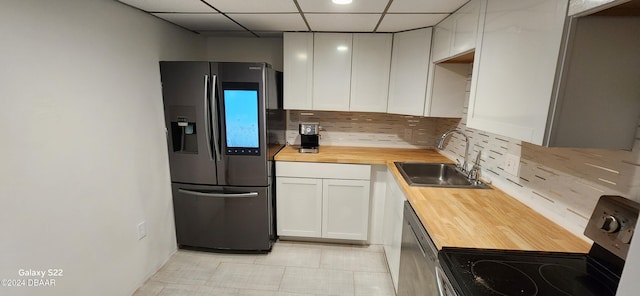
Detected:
[
  {"left": 376, "top": 14, "right": 448, "bottom": 32},
  {"left": 228, "top": 14, "right": 308, "bottom": 31},
  {"left": 202, "top": 0, "right": 299, "bottom": 13},
  {"left": 117, "top": 0, "right": 213, "bottom": 13},
  {"left": 152, "top": 13, "right": 244, "bottom": 31},
  {"left": 297, "top": 0, "right": 390, "bottom": 13},
  {"left": 388, "top": 0, "right": 468, "bottom": 13},
  {"left": 305, "top": 14, "right": 381, "bottom": 32}
]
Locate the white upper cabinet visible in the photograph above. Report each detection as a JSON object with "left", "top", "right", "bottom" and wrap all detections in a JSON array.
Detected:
[
  {"left": 312, "top": 33, "right": 353, "bottom": 111},
  {"left": 283, "top": 32, "right": 314, "bottom": 110},
  {"left": 431, "top": 17, "right": 454, "bottom": 63},
  {"left": 350, "top": 34, "right": 392, "bottom": 113},
  {"left": 431, "top": 0, "right": 482, "bottom": 63},
  {"left": 469, "top": 0, "right": 640, "bottom": 149},
  {"left": 450, "top": 0, "right": 481, "bottom": 57},
  {"left": 468, "top": 0, "right": 568, "bottom": 144},
  {"left": 387, "top": 28, "right": 432, "bottom": 116}
]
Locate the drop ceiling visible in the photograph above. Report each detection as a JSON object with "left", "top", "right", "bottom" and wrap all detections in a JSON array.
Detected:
[{"left": 116, "top": 0, "right": 469, "bottom": 37}]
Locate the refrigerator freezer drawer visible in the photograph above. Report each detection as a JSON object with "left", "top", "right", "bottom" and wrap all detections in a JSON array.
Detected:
[{"left": 171, "top": 183, "right": 273, "bottom": 252}]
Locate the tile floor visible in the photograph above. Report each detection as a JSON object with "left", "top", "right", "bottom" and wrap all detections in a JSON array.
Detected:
[{"left": 134, "top": 240, "right": 396, "bottom": 296}]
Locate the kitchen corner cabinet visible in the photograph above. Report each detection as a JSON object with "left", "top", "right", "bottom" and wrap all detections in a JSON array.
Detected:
[
  {"left": 431, "top": 17, "right": 454, "bottom": 63},
  {"left": 450, "top": 0, "right": 482, "bottom": 58},
  {"left": 383, "top": 169, "right": 407, "bottom": 293},
  {"left": 431, "top": 0, "right": 482, "bottom": 63},
  {"left": 350, "top": 33, "right": 392, "bottom": 113},
  {"left": 312, "top": 33, "right": 353, "bottom": 111},
  {"left": 276, "top": 162, "right": 371, "bottom": 241},
  {"left": 283, "top": 32, "right": 314, "bottom": 110},
  {"left": 387, "top": 28, "right": 432, "bottom": 116}
]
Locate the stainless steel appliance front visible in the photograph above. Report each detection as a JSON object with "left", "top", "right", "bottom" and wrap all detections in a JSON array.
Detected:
[
  {"left": 398, "top": 201, "right": 453, "bottom": 295},
  {"left": 160, "top": 61, "right": 285, "bottom": 252},
  {"left": 171, "top": 184, "right": 272, "bottom": 251}
]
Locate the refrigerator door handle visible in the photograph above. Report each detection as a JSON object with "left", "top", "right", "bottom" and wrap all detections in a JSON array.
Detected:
[
  {"left": 204, "top": 74, "right": 214, "bottom": 161},
  {"left": 178, "top": 189, "right": 259, "bottom": 198},
  {"left": 211, "top": 74, "right": 222, "bottom": 162}
]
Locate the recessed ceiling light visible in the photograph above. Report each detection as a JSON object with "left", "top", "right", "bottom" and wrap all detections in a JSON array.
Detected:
[{"left": 332, "top": 0, "right": 352, "bottom": 5}]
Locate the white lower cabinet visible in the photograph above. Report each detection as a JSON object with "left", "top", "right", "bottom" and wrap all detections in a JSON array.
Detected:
[
  {"left": 322, "top": 179, "right": 371, "bottom": 240},
  {"left": 276, "top": 177, "right": 323, "bottom": 237},
  {"left": 383, "top": 168, "right": 406, "bottom": 293},
  {"left": 276, "top": 162, "right": 371, "bottom": 241}
]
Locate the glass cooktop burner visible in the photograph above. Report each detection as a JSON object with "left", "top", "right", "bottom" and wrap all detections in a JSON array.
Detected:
[
  {"left": 539, "top": 264, "right": 615, "bottom": 296},
  {"left": 471, "top": 260, "right": 538, "bottom": 296},
  {"left": 439, "top": 248, "right": 620, "bottom": 296}
]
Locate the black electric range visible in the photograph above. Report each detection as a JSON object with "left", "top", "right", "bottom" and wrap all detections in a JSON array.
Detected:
[{"left": 438, "top": 195, "right": 639, "bottom": 296}]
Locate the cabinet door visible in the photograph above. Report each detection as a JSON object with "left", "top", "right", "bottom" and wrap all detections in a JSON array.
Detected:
[
  {"left": 350, "top": 33, "right": 392, "bottom": 112},
  {"left": 468, "top": 0, "right": 567, "bottom": 144},
  {"left": 276, "top": 177, "right": 323, "bottom": 238},
  {"left": 383, "top": 172, "right": 406, "bottom": 293},
  {"left": 450, "top": 0, "right": 481, "bottom": 57},
  {"left": 283, "top": 33, "right": 314, "bottom": 110},
  {"left": 313, "top": 33, "right": 353, "bottom": 111},
  {"left": 322, "top": 179, "right": 371, "bottom": 240},
  {"left": 388, "top": 28, "right": 432, "bottom": 116},
  {"left": 431, "top": 17, "right": 454, "bottom": 63}
]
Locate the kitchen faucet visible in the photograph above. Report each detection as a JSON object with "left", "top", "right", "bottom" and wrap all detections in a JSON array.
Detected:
[{"left": 437, "top": 129, "right": 470, "bottom": 173}]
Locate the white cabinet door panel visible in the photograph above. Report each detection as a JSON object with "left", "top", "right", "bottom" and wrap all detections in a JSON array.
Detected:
[
  {"left": 387, "top": 28, "right": 432, "bottom": 116},
  {"left": 322, "top": 179, "right": 371, "bottom": 240},
  {"left": 451, "top": 0, "right": 481, "bottom": 57},
  {"left": 283, "top": 33, "right": 314, "bottom": 110},
  {"left": 276, "top": 177, "right": 323, "bottom": 238},
  {"left": 468, "top": 0, "right": 567, "bottom": 144},
  {"left": 431, "top": 17, "right": 454, "bottom": 63},
  {"left": 383, "top": 170, "right": 406, "bottom": 293},
  {"left": 313, "top": 33, "right": 353, "bottom": 111},
  {"left": 350, "top": 33, "right": 392, "bottom": 113}
]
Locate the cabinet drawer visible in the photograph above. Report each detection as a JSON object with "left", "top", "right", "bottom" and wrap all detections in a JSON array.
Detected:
[{"left": 276, "top": 161, "right": 371, "bottom": 180}]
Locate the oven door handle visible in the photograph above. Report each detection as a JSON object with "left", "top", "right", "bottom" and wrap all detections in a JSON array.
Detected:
[{"left": 435, "top": 265, "right": 457, "bottom": 296}]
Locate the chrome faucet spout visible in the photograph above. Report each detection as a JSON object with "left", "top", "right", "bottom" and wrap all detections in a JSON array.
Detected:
[{"left": 437, "top": 129, "right": 470, "bottom": 173}]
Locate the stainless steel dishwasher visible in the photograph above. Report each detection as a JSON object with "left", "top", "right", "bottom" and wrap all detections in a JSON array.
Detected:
[{"left": 398, "top": 201, "right": 457, "bottom": 296}]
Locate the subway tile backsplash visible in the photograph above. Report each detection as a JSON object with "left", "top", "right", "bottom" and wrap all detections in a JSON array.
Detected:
[{"left": 285, "top": 98, "right": 640, "bottom": 240}]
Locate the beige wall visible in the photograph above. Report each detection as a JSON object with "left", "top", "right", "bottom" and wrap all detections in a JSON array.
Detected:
[
  {"left": 206, "top": 37, "right": 284, "bottom": 71},
  {"left": 0, "top": 0, "right": 205, "bottom": 295}
]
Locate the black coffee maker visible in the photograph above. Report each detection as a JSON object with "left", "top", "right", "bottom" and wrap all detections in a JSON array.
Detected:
[{"left": 299, "top": 123, "right": 319, "bottom": 153}]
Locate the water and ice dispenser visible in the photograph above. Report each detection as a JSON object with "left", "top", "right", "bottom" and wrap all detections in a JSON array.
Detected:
[{"left": 169, "top": 106, "right": 198, "bottom": 153}]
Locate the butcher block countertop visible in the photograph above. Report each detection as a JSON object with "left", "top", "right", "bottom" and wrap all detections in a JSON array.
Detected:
[{"left": 275, "top": 145, "right": 591, "bottom": 253}]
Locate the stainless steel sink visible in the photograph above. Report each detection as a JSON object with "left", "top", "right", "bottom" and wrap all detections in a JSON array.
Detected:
[{"left": 394, "top": 162, "right": 491, "bottom": 189}]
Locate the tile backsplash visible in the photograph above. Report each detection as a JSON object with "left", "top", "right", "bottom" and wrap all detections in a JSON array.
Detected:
[
  {"left": 285, "top": 97, "right": 639, "bottom": 241},
  {"left": 285, "top": 110, "right": 455, "bottom": 149}
]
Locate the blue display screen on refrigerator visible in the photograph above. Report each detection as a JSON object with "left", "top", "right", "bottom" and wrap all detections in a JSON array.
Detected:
[{"left": 223, "top": 88, "right": 259, "bottom": 153}]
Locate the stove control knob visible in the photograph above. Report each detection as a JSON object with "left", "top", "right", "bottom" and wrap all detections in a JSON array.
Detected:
[{"left": 599, "top": 215, "right": 620, "bottom": 233}]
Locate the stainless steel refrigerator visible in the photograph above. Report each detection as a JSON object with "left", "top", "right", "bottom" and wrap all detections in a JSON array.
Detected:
[{"left": 160, "top": 61, "right": 285, "bottom": 252}]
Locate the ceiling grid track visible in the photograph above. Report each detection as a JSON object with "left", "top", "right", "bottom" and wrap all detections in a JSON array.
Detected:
[
  {"left": 373, "top": 0, "right": 395, "bottom": 32},
  {"left": 293, "top": 0, "right": 312, "bottom": 32},
  {"left": 199, "top": 0, "right": 260, "bottom": 37}
]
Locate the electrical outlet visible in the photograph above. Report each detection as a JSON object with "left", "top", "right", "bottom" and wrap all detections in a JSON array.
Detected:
[
  {"left": 504, "top": 154, "right": 520, "bottom": 176},
  {"left": 137, "top": 221, "right": 147, "bottom": 240}
]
